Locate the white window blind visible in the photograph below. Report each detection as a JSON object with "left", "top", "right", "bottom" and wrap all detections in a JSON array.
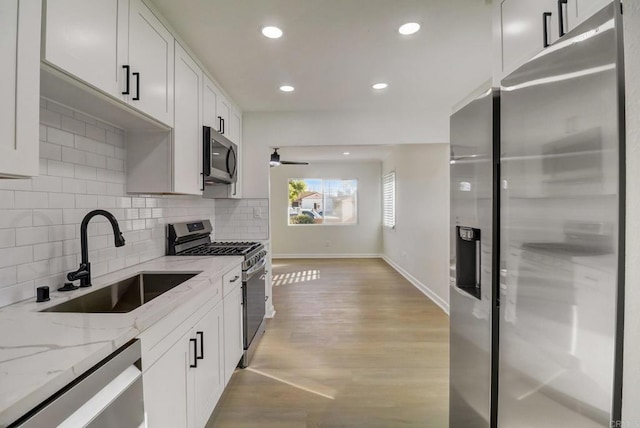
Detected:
[{"left": 383, "top": 172, "right": 395, "bottom": 228}]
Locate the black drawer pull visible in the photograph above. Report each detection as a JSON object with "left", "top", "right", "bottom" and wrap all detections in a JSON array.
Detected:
[
  {"left": 122, "top": 65, "right": 130, "bottom": 95},
  {"left": 189, "top": 338, "right": 198, "bottom": 368},
  {"left": 196, "top": 331, "right": 204, "bottom": 360},
  {"left": 542, "top": 12, "right": 552, "bottom": 48},
  {"left": 132, "top": 72, "right": 140, "bottom": 101},
  {"left": 558, "top": 0, "right": 568, "bottom": 37}
]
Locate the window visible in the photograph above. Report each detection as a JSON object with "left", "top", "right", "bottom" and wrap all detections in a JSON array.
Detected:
[
  {"left": 288, "top": 178, "right": 358, "bottom": 225},
  {"left": 383, "top": 172, "right": 395, "bottom": 228}
]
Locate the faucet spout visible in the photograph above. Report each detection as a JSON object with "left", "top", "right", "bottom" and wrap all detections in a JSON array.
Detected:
[{"left": 67, "top": 210, "right": 126, "bottom": 288}]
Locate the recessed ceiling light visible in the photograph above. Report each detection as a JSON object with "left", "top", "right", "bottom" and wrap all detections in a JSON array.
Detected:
[
  {"left": 372, "top": 83, "right": 388, "bottom": 90},
  {"left": 262, "top": 26, "right": 283, "bottom": 39},
  {"left": 398, "top": 22, "right": 420, "bottom": 35},
  {"left": 280, "top": 85, "right": 295, "bottom": 92},
  {"left": 343, "top": 152, "right": 351, "bottom": 155}
]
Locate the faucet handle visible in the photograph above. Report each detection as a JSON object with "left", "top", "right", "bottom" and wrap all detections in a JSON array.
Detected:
[{"left": 67, "top": 263, "right": 89, "bottom": 282}]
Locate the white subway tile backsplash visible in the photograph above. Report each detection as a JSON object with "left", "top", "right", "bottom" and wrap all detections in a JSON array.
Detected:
[
  {"left": 40, "top": 142, "right": 62, "bottom": 161},
  {"left": 60, "top": 115, "right": 85, "bottom": 135},
  {"left": 47, "top": 127, "right": 74, "bottom": 147},
  {"left": 0, "top": 101, "right": 219, "bottom": 307},
  {"left": 16, "top": 227, "right": 49, "bottom": 246},
  {"left": 49, "top": 193, "right": 75, "bottom": 209},
  {"left": 74, "top": 135, "right": 97, "bottom": 152},
  {"left": 0, "top": 210, "right": 33, "bottom": 229},
  {"left": 32, "top": 176, "right": 62, "bottom": 193},
  {"left": 62, "top": 178, "right": 87, "bottom": 194},
  {"left": 75, "top": 194, "right": 98, "bottom": 209},
  {"left": 40, "top": 108, "right": 61, "bottom": 128},
  {"left": 0, "top": 229, "right": 16, "bottom": 249},
  {"left": 85, "top": 124, "right": 106, "bottom": 142},
  {"left": 48, "top": 160, "right": 75, "bottom": 178},
  {"left": 33, "top": 209, "right": 63, "bottom": 227},
  {"left": 33, "top": 242, "right": 63, "bottom": 261},
  {"left": 61, "top": 147, "right": 86, "bottom": 165},
  {"left": 74, "top": 165, "right": 97, "bottom": 180},
  {"left": 15, "top": 191, "right": 48, "bottom": 209},
  {"left": 0, "top": 191, "right": 15, "bottom": 209},
  {"left": 0, "top": 246, "right": 33, "bottom": 269}
]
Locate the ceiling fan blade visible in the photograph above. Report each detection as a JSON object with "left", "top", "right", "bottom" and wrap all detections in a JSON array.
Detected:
[{"left": 281, "top": 161, "right": 309, "bottom": 165}]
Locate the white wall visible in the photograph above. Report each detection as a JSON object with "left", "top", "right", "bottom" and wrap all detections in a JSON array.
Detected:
[
  {"left": 270, "top": 161, "right": 382, "bottom": 257},
  {"left": 623, "top": 1, "right": 640, "bottom": 421},
  {"left": 243, "top": 109, "right": 449, "bottom": 198},
  {"left": 382, "top": 144, "right": 450, "bottom": 312}
]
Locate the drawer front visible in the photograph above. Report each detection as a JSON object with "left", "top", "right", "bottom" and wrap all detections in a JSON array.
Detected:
[{"left": 222, "top": 265, "right": 242, "bottom": 296}]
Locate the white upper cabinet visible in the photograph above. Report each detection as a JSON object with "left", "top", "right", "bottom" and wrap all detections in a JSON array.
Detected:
[
  {"left": 500, "top": 0, "right": 558, "bottom": 78},
  {"left": 217, "top": 93, "right": 232, "bottom": 138},
  {"left": 173, "top": 41, "right": 203, "bottom": 195},
  {"left": 0, "top": 0, "right": 40, "bottom": 178},
  {"left": 203, "top": 75, "right": 219, "bottom": 130},
  {"left": 498, "top": 0, "right": 613, "bottom": 80},
  {"left": 128, "top": 0, "right": 174, "bottom": 127},
  {"left": 567, "top": 0, "right": 612, "bottom": 30},
  {"left": 44, "top": 0, "right": 127, "bottom": 98}
]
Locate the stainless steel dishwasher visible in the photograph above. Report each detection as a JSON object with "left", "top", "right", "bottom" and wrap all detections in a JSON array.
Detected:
[{"left": 10, "top": 340, "right": 145, "bottom": 428}]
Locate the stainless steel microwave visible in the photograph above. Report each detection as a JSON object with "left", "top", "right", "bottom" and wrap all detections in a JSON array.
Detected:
[{"left": 203, "top": 126, "right": 237, "bottom": 184}]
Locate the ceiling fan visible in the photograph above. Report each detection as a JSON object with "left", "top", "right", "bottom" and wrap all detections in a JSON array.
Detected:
[{"left": 269, "top": 148, "right": 309, "bottom": 167}]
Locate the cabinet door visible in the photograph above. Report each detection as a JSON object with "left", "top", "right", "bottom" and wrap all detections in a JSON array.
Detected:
[
  {"left": 0, "top": 0, "right": 40, "bottom": 178},
  {"left": 44, "top": 0, "right": 125, "bottom": 97},
  {"left": 567, "top": 0, "right": 611, "bottom": 30},
  {"left": 128, "top": 0, "right": 174, "bottom": 126},
  {"left": 192, "top": 303, "right": 225, "bottom": 427},
  {"left": 173, "top": 41, "right": 203, "bottom": 195},
  {"left": 229, "top": 109, "right": 242, "bottom": 198},
  {"left": 143, "top": 330, "right": 190, "bottom": 428},
  {"left": 223, "top": 285, "right": 244, "bottom": 385},
  {"left": 500, "top": 0, "right": 558, "bottom": 78},
  {"left": 217, "top": 94, "right": 232, "bottom": 137},
  {"left": 203, "top": 75, "right": 219, "bottom": 129}
]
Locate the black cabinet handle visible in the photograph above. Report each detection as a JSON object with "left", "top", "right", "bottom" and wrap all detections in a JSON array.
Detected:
[
  {"left": 558, "top": 0, "right": 568, "bottom": 37},
  {"left": 189, "top": 338, "right": 198, "bottom": 368},
  {"left": 122, "top": 65, "right": 130, "bottom": 95},
  {"left": 542, "top": 12, "right": 552, "bottom": 48},
  {"left": 132, "top": 72, "right": 140, "bottom": 101},
  {"left": 221, "top": 118, "right": 225, "bottom": 134},
  {"left": 230, "top": 275, "right": 240, "bottom": 283},
  {"left": 196, "top": 331, "right": 204, "bottom": 360},
  {"left": 217, "top": 116, "right": 223, "bottom": 133}
]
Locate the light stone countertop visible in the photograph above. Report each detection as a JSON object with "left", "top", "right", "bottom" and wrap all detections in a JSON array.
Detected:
[{"left": 0, "top": 255, "right": 243, "bottom": 427}]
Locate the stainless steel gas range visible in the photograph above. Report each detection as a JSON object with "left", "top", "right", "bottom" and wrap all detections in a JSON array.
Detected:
[{"left": 167, "top": 220, "right": 267, "bottom": 368}]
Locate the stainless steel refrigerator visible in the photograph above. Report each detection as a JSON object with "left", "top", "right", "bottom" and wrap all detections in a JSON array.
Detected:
[{"left": 450, "top": 3, "right": 625, "bottom": 427}]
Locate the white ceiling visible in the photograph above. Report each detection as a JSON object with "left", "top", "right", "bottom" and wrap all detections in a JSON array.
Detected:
[
  {"left": 149, "top": 0, "right": 493, "bottom": 114},
  {"left": 275, "top": 144, "right": 395, "bottom": 163}
]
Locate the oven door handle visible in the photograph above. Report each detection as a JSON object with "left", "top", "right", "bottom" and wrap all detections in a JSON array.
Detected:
[{"left": 245, "top": 257, "right": 267, "bottom": 280}]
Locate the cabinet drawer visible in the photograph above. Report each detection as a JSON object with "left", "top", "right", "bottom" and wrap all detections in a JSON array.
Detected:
[
  {"left": 138, "top": 279, "right": 222, "bottom": 370},
  {"left": 222, "top": 265, "right": 242, "bottom": 296}
]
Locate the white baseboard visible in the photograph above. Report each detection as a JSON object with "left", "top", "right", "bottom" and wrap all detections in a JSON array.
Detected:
[
  {"left": 272, "top": 253, "right": 382, "bottom": 259},
  {"left": 382, "top": 255, "right": 450, "bottom": 315}
]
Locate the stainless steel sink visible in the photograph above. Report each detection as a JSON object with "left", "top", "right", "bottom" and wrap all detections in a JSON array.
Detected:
[{"left": 42, "top": 272, "right": 199, "bottom": 313}]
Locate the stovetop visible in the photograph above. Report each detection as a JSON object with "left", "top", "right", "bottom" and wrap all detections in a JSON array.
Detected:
[{"left": 178, "top": 241, "right": 262, "bottom": 257}]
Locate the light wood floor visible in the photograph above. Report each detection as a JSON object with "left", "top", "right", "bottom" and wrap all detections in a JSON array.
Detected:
[{"left": 207, "top": 258, "right": 449, "bottom": 427}]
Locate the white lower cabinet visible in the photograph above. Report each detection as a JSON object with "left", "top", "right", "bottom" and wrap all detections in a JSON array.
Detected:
[
  {"left": 192, "top": 303, "right": 225, "bottom": 428},
  {"left": 141, "top": 264, "right": 242, "bottom": 427},
  {"left": 223, "top": 283, "right": 243, "bottom": 385},
  {"left": 143, "top": 328, "right": 191, "bottom": 428},
  {"left": 143, "top": 301, "right": 224, "bottom": 428}
]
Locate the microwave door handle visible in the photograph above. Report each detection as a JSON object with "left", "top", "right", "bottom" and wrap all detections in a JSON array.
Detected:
[{"left": 203, "top": 128, "right": 210, "bottom": 180}]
